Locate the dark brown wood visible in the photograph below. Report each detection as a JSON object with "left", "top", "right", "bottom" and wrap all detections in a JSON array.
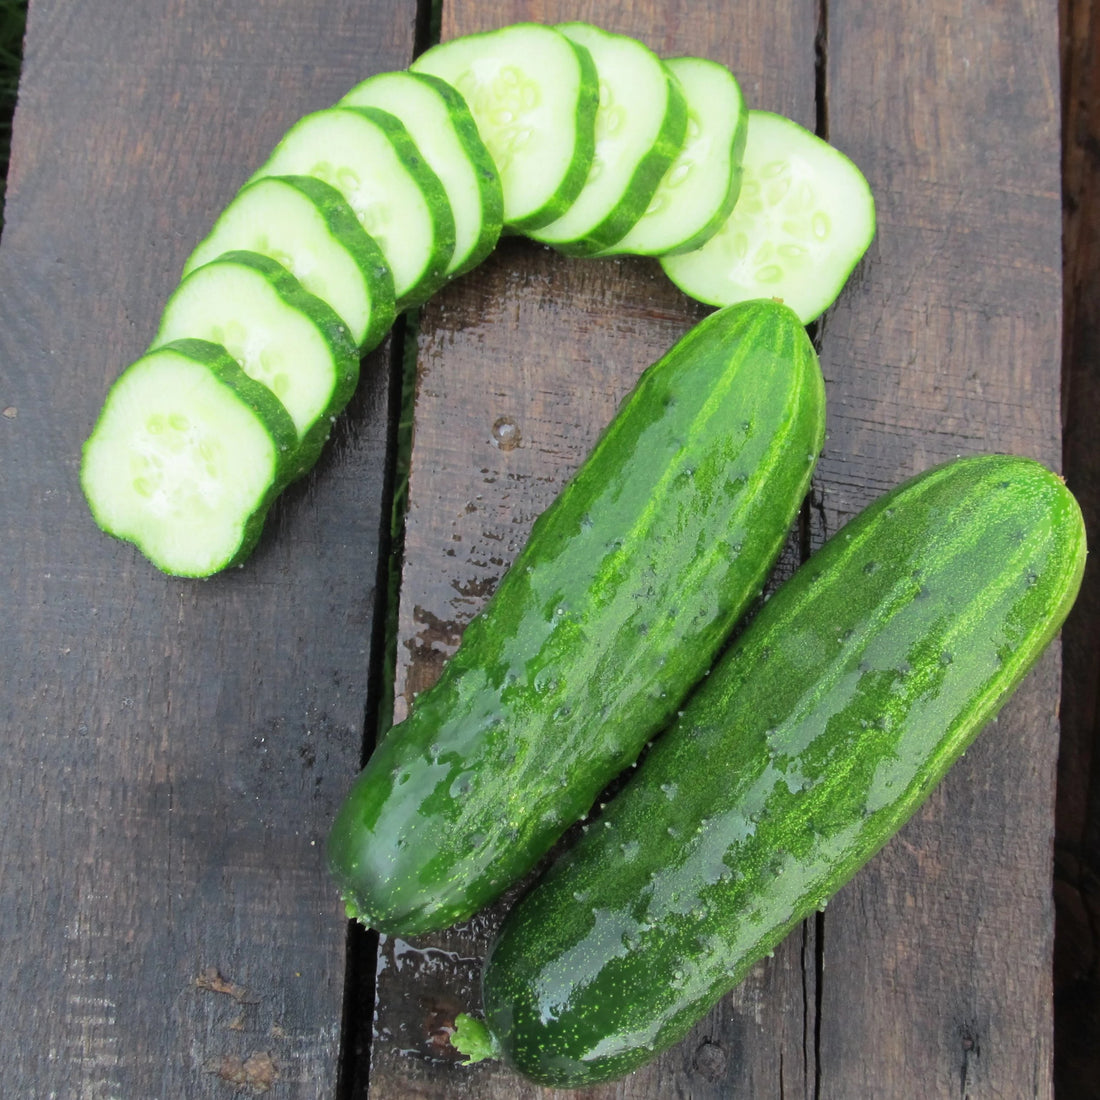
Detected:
[
  {"left": 0, "top": 2, "right": 414, "bottom": 1096},
  {"left": 813, "top": 1, "right": 1064, "bottom": 1096},
  {"left": 1056, "top": 0, "right": 1100, "bottom": 1092}
]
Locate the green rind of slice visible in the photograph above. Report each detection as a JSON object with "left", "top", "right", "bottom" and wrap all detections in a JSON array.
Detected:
[
  {"left": 411, "top": 23, "right": 600, "bottom": 233},
  {"left": 527, "top": 24, "right": 689, "bottom": 256},
  {"left": 661, "top": 110, "right": 876, "bottom": 323},
  {"left": 182, "top": 174, "right": 396, "bottom": 353},
  {"left": 250, "top": 106, "right": 457, "bottom": 311},
  {"left": 340, "top": 70, "right": 504, "bottom": 279},
  {"left": 152, "top": 250, "right": 360, "bottom": 479},
  {"left": 603, "top": 55, "right": 748, "bottom": 258},
  {"left": 80, "top": 339, "right": 298, "bottom": 577}
]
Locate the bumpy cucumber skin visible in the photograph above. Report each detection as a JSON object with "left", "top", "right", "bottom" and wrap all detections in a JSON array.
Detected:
[
  {"left": 153, "top": 249, "right": 360, "bottom": 481},
  {"left": 81, "top": 338, "right": 299, "bottom": 577},
  {"left": 326, "top": 299, "right": 826, "bottom": 935},
  {"left": 481, "top": 453, "right": 1086, "bottom": 1088}
]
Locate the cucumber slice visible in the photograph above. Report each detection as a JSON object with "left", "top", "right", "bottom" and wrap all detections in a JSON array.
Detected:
[
  {"left": 80, "top": 339, "right": 298, "bottom": 577},
  {"left": 340, "top": 70, "right": 503, "bottom": 278},
  {"left": 250, "top": 106, "right": 456, "bottom": 310},
  {"left": 525, "top": 24, "right": 688, "bottom": 256},
  {"left": 411, "top": 23, "right": 599, "bottom": 232},
  {"left": 661, "top": 110, "right": 876, "bottom": 323},
  {"left": 604, "top": 55, "right": 748, "bottom": 257},
  {"left": 182, "top": 175, "right": 396, "bottom": 353},
  {"left": 151, "top": 250, "right": 359, "bottom": 477}
]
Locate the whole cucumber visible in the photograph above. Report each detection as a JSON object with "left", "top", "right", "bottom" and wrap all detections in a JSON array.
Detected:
[
  {"left": 473, "top": 453, "right": 1086, "bottom": 1087},
  {"left": 327, "top": 299, "right": 827, "bottom": 934}
]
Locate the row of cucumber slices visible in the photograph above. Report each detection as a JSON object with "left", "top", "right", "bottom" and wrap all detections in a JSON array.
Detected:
[{"left": 80, "top": 20, "right": 876, "bottom": 578}]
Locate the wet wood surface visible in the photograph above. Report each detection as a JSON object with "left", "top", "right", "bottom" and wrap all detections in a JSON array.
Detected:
[{"left": 0, "top": 0, "right": 1069, "bottom": 1098}]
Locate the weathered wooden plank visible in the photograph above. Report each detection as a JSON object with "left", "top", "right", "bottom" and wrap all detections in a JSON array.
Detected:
[
  {"left": 368, "top": 2, "right": 819, "bottom": 1096},
  {"left": 1055, "top": 0, "right": 1100, "bottom": 1092},
  {"left": 0, "top": 1, "right": 415, "bottom": 1096},
  {"left": 812, "top": 0, "right": 1064, "bottom": 1096}
]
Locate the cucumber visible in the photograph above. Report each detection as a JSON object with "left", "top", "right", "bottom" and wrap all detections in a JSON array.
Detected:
[
  {"left": 249, "top": 106, "right": 456, "bottom": 309},
  {"left": 339, "top": 70, "right": 504, "bottom": 278},
  {"left": 661, "top": 110, "right": 876, "bottom": 322},
  {"left": 326, "top": 299, "right": 827, "bottom": 935},
  {"left": 411, "top": 23, "right": 600, "bottom": 232},
  {"left": 602, "top": 55, "right": 747, "bottom": 257},
  {"left": 80, "top": 339, "right": 298, "bottom": 577},
  {"left": 150, "top": 250, "right": 359, "bottom": 478},
  {"left": 182, "top": 174, "right": 396, "bottom": 353},
  {"left": 524, "top": 24, "right": 688, "bottom": 256},
  {"left": 470, "top": 453, "right": 1086, "bottom": 1088}
]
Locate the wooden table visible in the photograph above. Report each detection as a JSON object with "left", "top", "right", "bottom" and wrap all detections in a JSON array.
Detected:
[{"left": 0, "top": 1, "right": 1064, "bottom": 1096}]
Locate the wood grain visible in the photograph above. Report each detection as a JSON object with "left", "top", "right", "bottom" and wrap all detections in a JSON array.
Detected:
[
  {"left": 1056, "top": 0, "right": 1100, "bottom": 1092},
  {"left": 0, "top": 2, "right": 414, "bottom": 1096}
]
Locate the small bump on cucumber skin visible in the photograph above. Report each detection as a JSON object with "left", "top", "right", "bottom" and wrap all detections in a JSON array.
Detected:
[
  {"left": 325, "top": 299, "right": 827, "bottom": 935},
  {"left": 480, "top": 454, "right": 1086, "bottom": 1088}
]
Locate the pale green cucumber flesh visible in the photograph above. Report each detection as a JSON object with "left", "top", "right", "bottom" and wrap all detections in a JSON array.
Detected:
[
  {"left": 605, "top": 55, "right": 748, "bottom": 257},
  {"left": 482, "top": 453, "right": 1086, "bottom": 1088},
  {"left": 340, "top": 70, "right": 503, "bottom": 277},
  {"left": 526, "top": 23, "right": 688, "bottom": 255},
  {"left": 183, "top": 174, "right": 395, "bottom": 352},
  {"left": 411, "top": 23, "right": 599, "bottom": 232},
  {"left": 151, "top": 250, "right": 359, "bottom": 476},
  {"left": 250, "top": 106, "right": 456, "bottom": 309},
  {"left": 326, "top": 299, "right": 826, "bottom": 935},
  {"left": 80, "top": 339, "right": 297, "bottom": 577},
  {"left": 661, "top": 110, "right": 876, "bottom": 322}
]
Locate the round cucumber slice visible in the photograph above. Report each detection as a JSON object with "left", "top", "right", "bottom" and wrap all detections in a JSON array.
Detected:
[
  {"left": 250, "top": 106, "right": 456, "bottom": 310},
  {"left": 80, "top": 339, "right": 297, "bottom": 577},
  {"left": 182, "top": 174, "right": 396, "bottom": 353},
  {"left": 411, "top": 23, "right": 600, "bottom": 232},
  {"left": 340, "top": 70, "right": 503, "bottom": 278},
  {"left": 526, "top": 23, "right": 688, "bottom": 256},
  {"left": 151, "top": 250, "right": 359, "bottom": 477},
  {"left": 661, "top": 111, "right": 876, "bottom": 323},
  {"left": 605, "top": 55, "right": 748, "bottom": 257}
]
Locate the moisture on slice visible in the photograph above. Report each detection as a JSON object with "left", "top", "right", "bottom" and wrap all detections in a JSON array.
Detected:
[
  {"left": 661, "top": 111, "right": 876, "bottom": 323},
  {"left": 80, "top": 339, "right": 298, "bottom": 577},
  {"left": 250, "top": 106, "right": 456, "bottom": 310},
  {"left": 340, "top": 70, "right": 504, "bottom": 278},
  {"left": 605, "top": 55, "right": 748, "bottom": 258},
  {"left": 526, "top": 23, "right": 688, "bottom": 256},
  {"left": 151, "top": 250, "right": 359, "bottom": 477},
  {"left": 183, "top": 174, "right": 396, "bottom": 353},
  {"left": 412, "top": 22, "right": 599, "bottom": 232}
]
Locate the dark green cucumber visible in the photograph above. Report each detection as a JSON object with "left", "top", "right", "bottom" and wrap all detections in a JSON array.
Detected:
[
  {"left": 473, "top": 453, "right": 1086, "bottom": 1088},
  {"left": 326, "top": 299, "right": 827, "bottom": 934}
]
